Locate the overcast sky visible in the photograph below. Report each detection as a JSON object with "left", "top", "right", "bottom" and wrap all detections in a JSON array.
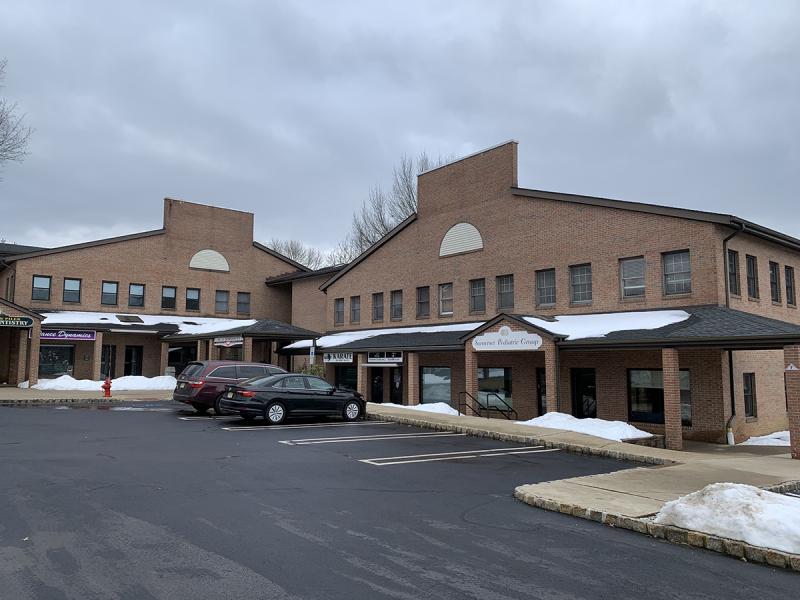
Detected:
[{"left": 1, "top": 1, "right": 799, "bottom": 251}]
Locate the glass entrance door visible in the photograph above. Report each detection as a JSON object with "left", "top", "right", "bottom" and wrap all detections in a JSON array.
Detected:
[
  {"left": 370, "top": 369, "right": 384, "bottom": 403},
  {"left": 536, "top": 367, "right": 547, "bottom": 415},
  {"left": 101, "top": 344, "right": 116, "bottom": 379},
  {"left": 124, "top": 345, "right": 144, "bottom": 376},
  {"left": 390, "top": 367, "right": 402, "bottom": 404},
  {"left": 571, "top": 368, "right": 597, "bottom": 418}
]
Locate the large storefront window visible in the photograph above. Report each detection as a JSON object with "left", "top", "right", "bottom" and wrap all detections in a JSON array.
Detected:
[
  {"left": 420, "top": 367, "right": 451, "bottom": 404},
  {"left": 628, "top": 369, "right": 692, "bottom": 426},
  {"left": 39, "top": 345, "right": 74, "bottom": 378},
  {"left": 335, "top": 366, "right": 357, "bottom": 391},
  {"left": 478, "top": 367, "right": 512, "bottom": 409}
]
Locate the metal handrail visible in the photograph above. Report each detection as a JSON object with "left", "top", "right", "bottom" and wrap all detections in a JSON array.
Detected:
[
  {"left": 482, "top": 393, "right": 518, "bottom": 420},
  {"left": 457, "top": 391, "right": 483, "bottom": 417},
  {"left": 457, "top": 391, "right": 517, "bottom": 420}
]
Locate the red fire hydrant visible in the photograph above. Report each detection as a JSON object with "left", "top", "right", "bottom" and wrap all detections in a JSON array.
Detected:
[{"left": 101, "top": 377, "right": 112, "bottom": 398}]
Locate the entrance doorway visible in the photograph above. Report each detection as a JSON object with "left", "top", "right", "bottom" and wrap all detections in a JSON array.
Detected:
[
  {"left": 536, "top": 367, "right": 547, "bottom": 415},
  {"left": 370, "top": 369, "right": 384, "bottom": 403},
  {"left": 571, "top": 368, "right": 597, "bottom": 418},
  {"left": 124, "top": 346, "right": 144, "bottom": 376},
  {"left": 101, "top": 344, "right": 116, "bottom": 379},
  {"left": 390, "top": 367, "right": 402, "bottom": 404}
]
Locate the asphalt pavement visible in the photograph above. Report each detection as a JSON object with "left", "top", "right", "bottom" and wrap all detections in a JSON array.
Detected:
[{"left": 0, "top": 402, "right": 796, "bottom": 599}]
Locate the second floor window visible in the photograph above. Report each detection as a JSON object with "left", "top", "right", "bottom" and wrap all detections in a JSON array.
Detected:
[
  {"left": 372, "top": 292, "right": 384, "bottom": 321},
  {"left": 439, "top": 283, "right": 453, "bottom": 316},
  {"left": 186, "top": 288, "right": 200, "bottom": 311},
  {"left": 215, "top": 290, "right": 229, "bottom": 313},
  {"left": 391, "top": 290, "right": 403, "bottom": 320},
  {"left": 63, "top": 278, "right": 81, "bottom": 303},
  {"left": 746, "top": 255, "right": 759, "bottom": 298},
  {"left": 350, "top": 296, "right": 360, "bottom": 323},
  {"left": 416, "top": 286, "right": 430, "bottom": 318},
  {"left": 32, "top": 275, "right": 51, "bottom": 301},
  {"left": 496, "top": 274, "right": 514, "bottom": 309},
  {"left": 469, "top": 278, "right": 485, "bottom": 313},
  {"left": 769, "top": 261, "right": 781, "bottom": 303},
  {"left": 536, "top": 269, "right": 556, "bottom": 306},
  {"left": 128, "top": 283, "right": 145, "bottom": 307},
  {"left": 570, "top": 264, "right": 593, "bottom": 303},
  {"left": 787, "top": 266, "right": 796, "bottom": 306},
  {"left": 663, "top": 250, "right": 691, "bottom": 295},
  {"left": 102, "top": 281, "right": 119, "bottom": 305},
  {"left": 161, "top": 285, "right": 176, "bottom": 309},
  {"left": 620, "top": 257, "right": 645, "bottom": 299},
  {"left": 334, "top": 298, "right": 344, "bottom": 325},
  {"left": 237, "top": 292, "right": 251, "bottom": 315},
  {"left": 727, "top": 250, "right": 740, "bottom": 296}
]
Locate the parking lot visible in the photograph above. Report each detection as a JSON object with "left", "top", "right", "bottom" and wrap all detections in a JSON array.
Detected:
[{"left": 1, "top": 403, "right": 797, "bottom": 600}]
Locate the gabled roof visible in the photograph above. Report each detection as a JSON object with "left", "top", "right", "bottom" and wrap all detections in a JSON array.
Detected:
[
  {"left": 252, "top": 241, "right": 310, "bottom": 272},
  {"left": 0, "top": 243, "right": 46, "bottom": 257},
  {"left": 319, "top": 213, "right": 417, "bottom": 291},
  {"left": 2, "top": 229, "right": 166, "bottom": 262},
  {"left": 265, "top": 264, "right": 344, "bottom": 286},
  {"left": 163, "top": 318, "right": 320, "bottom": 341},
  {"left": 0, "top": 297, "right": 43, "bottom": 320}
]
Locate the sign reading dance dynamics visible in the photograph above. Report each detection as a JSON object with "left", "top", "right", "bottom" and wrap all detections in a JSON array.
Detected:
[
  {"left": 471, "top": 326, "right": 542, "bottom": 351},
  {"left": 41, "top": 329, "right": 96, "bottom": 341}
]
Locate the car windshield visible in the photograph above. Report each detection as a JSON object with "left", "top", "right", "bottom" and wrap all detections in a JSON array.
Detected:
[
  {"left": 179, "top": 363, "right": 204, "bottom": 379},
  {"left": 239, "top": 374, "right": 284, "bottom": 388}
]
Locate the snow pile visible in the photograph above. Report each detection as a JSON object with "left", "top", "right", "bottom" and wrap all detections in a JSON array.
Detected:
[
  {"left": 40, "top": 311, "right": 256, "bottom": 336},
  {"left": 654, "top": 483, "right": 800, "bottom": 554},
  {"left": 523, "top": 310, "right": 690, "bottom": 341},
  {"left": 371, "top": 402, "right": 461, "bottom": 416},
  {"left": 739, "top": 431, "right": 791, "bottom": 446},
  {"left": 516, "top": 412, "right": 652, "bottom": 441},
  {"left": 287, "top": 322, "right": 484, "bottom": 349},
  {"left": 19, "top": 375, "right": 176, "bottom": 391}
]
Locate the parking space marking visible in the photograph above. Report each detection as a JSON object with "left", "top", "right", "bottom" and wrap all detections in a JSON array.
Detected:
[
  {"left": 360, "top": 446, "right": 560, "bottom": 466},
  {"left": 279, "top": 432, "right": 466, "bottom": 445},
  {"left": 220, "top": 421, "right": 395, "bottom": 431}
]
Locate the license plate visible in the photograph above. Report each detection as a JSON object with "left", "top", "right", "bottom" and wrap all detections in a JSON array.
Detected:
[{"left": 227, "top": 392, "right": 233, "bottom": 398}]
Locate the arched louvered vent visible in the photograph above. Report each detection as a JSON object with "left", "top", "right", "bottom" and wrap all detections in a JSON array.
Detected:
[
  {"left": 189, "top": 249, "right": 230, "bottom": 272},
  {"left": 439, "top": 223, "right": 483, "bottom": 257}
]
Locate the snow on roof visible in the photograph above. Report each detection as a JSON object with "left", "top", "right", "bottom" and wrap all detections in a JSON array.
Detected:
[
  {"left": 286, "top": 322, "right": 484, "bottom": 350},
  {"left": 522, "top": 310, "right": 690, "bottom": 341},
  {"left": 40, "top": 311, "right": 257, "bottom": 336}
]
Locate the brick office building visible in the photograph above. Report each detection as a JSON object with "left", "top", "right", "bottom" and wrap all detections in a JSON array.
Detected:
[
  {"left": 284, "top": 141, "right": 800, "bottom": 456},
  {"left": 0, "top": 199, "right": 318, "bottom": 386}
]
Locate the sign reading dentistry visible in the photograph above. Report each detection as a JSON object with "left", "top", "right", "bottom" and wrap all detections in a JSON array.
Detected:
[
  {"left": 213, "top": 335, "right": 244, "bottom": 347},
  {"left": 41, "top": 329, "right": 96, "bottom": 341},
  {"left": 471, "top": 326, "right": 543, "bottom": 351},
  {"left": 324, "top": 352, "right": 353, "bottom": 363},
  {"left": 0, "top": 315, "right": 34, "bottom": 328}
]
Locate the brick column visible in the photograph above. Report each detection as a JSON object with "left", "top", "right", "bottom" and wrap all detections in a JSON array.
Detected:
[
  {"left": 406, "top": 352, "right": 419, "bottom": 405},
  {"left": 243, "top": 337, "right": 253, "bottom": 362},
  {"left": 13, "top": 328, "right": 28, "bottom": 385},
  {"left": 785, "top": 345, "right": 800, "bottom": 460},
  {"left": 159, "top": 341, "right": 170, "bottom": 376},
  {"left": 544, "top": 344, "right": 558, "bottom": 413},
  {"left": 356, "top": 353, "right": 368, "bottom": 399},
  {"left": 465, "top": 343, "right": 479, "bottom": 414},
  {"left": 196, "top": 339, "right": 207, "bottom": 361},
  {"left": 28, "top": 322, "right": 40, "bottom": 387},
  {"left": 662, "top": 347, "right": 682, "bottom": 451},
  {"left": 208, "top": 341, "right": 220, "bottom": 361},
  {"left": 91, "top": 331, "right": 104, "bottom": 380}
]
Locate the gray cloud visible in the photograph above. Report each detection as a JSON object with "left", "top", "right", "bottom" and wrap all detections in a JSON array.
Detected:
[{"left": 1, "top": 0, "right": 799, "bottom": 250}]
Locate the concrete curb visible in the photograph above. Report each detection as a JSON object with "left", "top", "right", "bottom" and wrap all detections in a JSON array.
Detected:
[
  {"left": 366, "top": 412, "right": 673, "bottom": 466},
  {"left": 514, "top": 480, "right": 800, "bottom": 572},
  {"left": 0, "top": 397, "right": 171, "bottom": 408}
]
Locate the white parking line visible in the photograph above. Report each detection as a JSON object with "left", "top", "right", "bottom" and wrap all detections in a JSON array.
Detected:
[
  {"left": 279, "top": 432, "right": 466, "bottom": 445},
  {"left": 360, "top": 446, "right": 559, "bottom": 466},
  {"left": 220, "top": 421, "right": 395, "bottom": 432},
  {"left": 178, "top": 416, "right": 238, "bottom": 421}
]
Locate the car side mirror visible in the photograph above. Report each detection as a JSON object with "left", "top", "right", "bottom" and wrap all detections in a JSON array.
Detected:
[{"left": 327, "top": 387, "right": 335, "bottom": 395}]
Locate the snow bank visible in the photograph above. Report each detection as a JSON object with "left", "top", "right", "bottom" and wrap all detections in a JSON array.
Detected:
[
  {"left": 287, "top": 322, "right": 484, "bottom": 350},
  {"left": 654, "top": 483, "right": 800, "bottom": 554},
  {"left": 40, "top": 311, "right": 256, "bottom": 336},
  {"left": 739, "top": 430, "right": 790, "bottom": 446},
  {"left": 19, "top": 375, "right": 176, "bottom": 391},
  {"left": 371, "top": 402, "right": 461, "bottom": 416},
  {"left": 516, "top": 412, "right": 652, "bottom": 441},
  {"left": 523, "top": 310, "right": 690, "bottom": 341}
]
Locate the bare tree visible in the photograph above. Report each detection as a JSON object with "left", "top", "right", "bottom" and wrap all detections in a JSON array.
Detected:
[
  {"left": 0, "top": 59, "right": 32, "bottom": 171},
  {"left": 267, "top": 238, "right": 326, "bottom": 269}
]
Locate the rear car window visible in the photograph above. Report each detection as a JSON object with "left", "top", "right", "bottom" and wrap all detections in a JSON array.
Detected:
[
  {"left": 207, "top": 366, "right": 238, "bottom": 379},
  {"left": 281, "top": 376, "right": 306, "bottom": 389},
  {"left": 179, "top": 363, "right": 204, "bottom": 379},
  {"left": 306, "top": 377, "right": 333, "bottom": 391},
  {"left": 237, "top": 365, "right": 266, "bottom": 379}
]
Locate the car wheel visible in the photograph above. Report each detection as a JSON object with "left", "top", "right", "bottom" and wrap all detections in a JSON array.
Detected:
[
  {"left": 191, "top": 403, "right": 209, "bottom": 415},
  {"left": 214, "top": 394, "right": 226, "bottom": 416},
  {"left": 343, "top": 400, "right": 361, "bottom": 422},
  {"left": 265, "top": 402, "right": 287, "bottom": 425}
]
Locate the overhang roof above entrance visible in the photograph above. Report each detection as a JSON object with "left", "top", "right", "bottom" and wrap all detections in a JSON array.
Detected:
[
  {"left": 0, "top": 297, "right": 43, "bottom": 320},
  {"left": 39, "top": 311, "right": 256, "bottom": 336}
]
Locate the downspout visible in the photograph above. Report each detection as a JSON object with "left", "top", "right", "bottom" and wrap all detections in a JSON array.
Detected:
[
  {"left": 555, "top": 338, "right": 562, "bottom": 413},
  {"left": 723, "top": 222, "right": 744, "bottom": 443}
]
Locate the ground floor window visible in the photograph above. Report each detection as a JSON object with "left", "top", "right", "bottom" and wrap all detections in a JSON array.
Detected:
[
  {"left": 334, "top": 365, "right": 357, "bottom": 392},
  {"left": 420, "top": 367, "right": 451, "bottom": 404},
  {"left": 478, "top": 367, "right": 512, "bottom": 409},
  {"left": 39, "top": 345, "right": 74, "bottom": 378},
  {"left": 628, "top": 369, "right": 692, "bottom": 426},
  {"left": 218, "top": 346, "right": 242, "bottom": 362},
  {"left": 124, "top": 345, "right": 144, "bottom": 376},
  {"left": 743, "top": 372, "right": 757, "bottom": 418}
]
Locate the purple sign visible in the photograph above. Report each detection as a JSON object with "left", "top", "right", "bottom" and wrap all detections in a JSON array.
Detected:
[{"left": 41, "top": 329, "right": 97, "bottom": 341}]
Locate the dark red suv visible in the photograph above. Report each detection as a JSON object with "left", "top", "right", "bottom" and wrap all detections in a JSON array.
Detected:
[{"left": 173, "top": 360, "right": 287, "bottom": 415}]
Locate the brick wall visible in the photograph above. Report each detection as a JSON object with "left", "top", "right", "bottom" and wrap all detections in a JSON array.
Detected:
[{"left": 290, "top": 275, "right": 329, "bottom": 334}]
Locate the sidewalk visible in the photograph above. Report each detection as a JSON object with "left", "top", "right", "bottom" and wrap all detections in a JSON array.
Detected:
[{"left": 0, "top": 386, "right": 172, "bottom": 405}]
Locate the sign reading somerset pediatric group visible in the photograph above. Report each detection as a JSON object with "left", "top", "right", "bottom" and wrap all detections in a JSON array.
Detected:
[
  {"left": 324, "top": 352, "right": 353, "bottom": 363},
  {"left": 213, "top": 335, "right": 244, "bottom": 347},
  {"left": 41, "top": 329, "right": 96, "bottom": 341},
  {"left": 0, "top": 315, "right": 34, "bottom": 328},
  {"left": 471, "top": 326, "right": 543, "bottom": 351}
]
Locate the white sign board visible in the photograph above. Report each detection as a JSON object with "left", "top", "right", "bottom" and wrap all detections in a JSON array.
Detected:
[
  {"left": 213, "top": 335, "right": 244, "bottom": 347},
  {"left": 324, "top": 352, "right": 353, "bottom": 363},
  {"left": 368, "top": 351, "right": 403, "bottom": 364},
  {"left": 472, "top": 326, "right": 543, "bottom": 351}
]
